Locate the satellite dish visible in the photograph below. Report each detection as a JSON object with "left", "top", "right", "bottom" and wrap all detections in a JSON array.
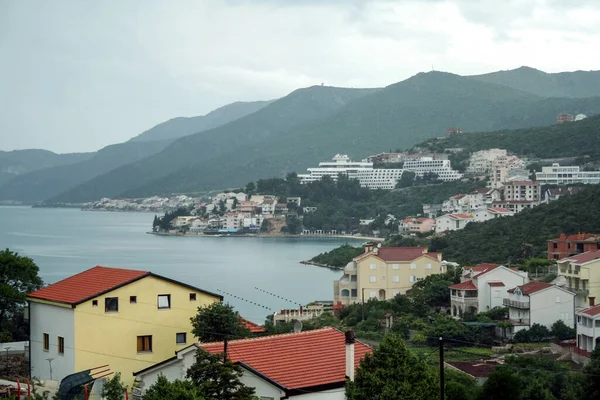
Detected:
[
  {"left": 377, "top": 243, "right": 382, "bottom": 248},
  {"left": 293, "top": 320, "right": 303, "bottom": 333}
]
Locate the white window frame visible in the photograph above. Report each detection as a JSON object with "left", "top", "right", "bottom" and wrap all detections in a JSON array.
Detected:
[
  {"left": 369, "top": 263, "right": 376, "bottom": 270},
  {"left": 369, "top": 275, "right": 377, "bottom": 283},
  {"left": 392, "top": 275, "right": 400, "bottom": 283},
  {"left": 410, "top": 276, "right": 416, "bottom": 282},
  {"left": 426, "top": 263, "right": 432, "bottom": 270},
  {"left": 410, "top": 263, "right": 417, "bottom": 270},
  {"left": 369, "top": 291, "right": 377, "bottom": 298},
  {"left": 392, "top": 264, "right": 400, "bottom": 270},
  {"left": 158, "top": 294, "right": 171, "bottom": 309}
]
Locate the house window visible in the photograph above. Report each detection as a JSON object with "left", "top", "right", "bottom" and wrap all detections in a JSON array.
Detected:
[
  {"left": 105, "top": 297, "right": 119, "bottom": 312},
  {"left": 158, "top": 294, "right": 171, "bottom": 309},
  {"left": 410, "top": 263, "right": 417, "bottom": 270},
  {"left": 426, "top": 263, "right": 432, "bottom": 270},
  {"left": 369, "top": 291, "right": 377, "bottom": 298},
  {"left": 410, "top": 276, "right": 416, "bottom": 283},
  {"left": 92, "top": 300, "right": 98, "bottom": 307},
  {"left": 392, "top": 264, "right": 400, "bottom": 270},
  {"left": 351, "top": 289, "right": 358, "bottom": 297},
  {"left": 555, "top": 296, "right": 561, "bottom": 303},
  {"left": 189, "top": 293, "right": 197, "bottom": 301},
  {"left": 130, "top": 296, "right": 137, "bottom": 304},
  {"left": 43, "top": 333, "right": 49, "bottom": 351},
  {"left": 58, "top": 336, "right": 65, "bottom": 355},
  {"left": 176, "top": 332, "right": 187, "bottom": 344},
  {"left": 369, "top": 263, "right": 376, "bottom": 270},
  {"left": 392, "top": 275, "right": 400, "bottom": 283},
  {"left": 137, "top": 335, "right": 152, "bottom": 352},
  {"left": 392, "top": 290, "right": 400, "bottom": 296},
  {"left": 369, "top": 275, "right": 377, "bottom": 283}
]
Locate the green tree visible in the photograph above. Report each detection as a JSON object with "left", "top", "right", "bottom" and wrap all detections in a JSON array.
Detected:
[
  {"left": 101, "top": 372, "right": 127, "bottom": 400},
  {"left": 190, "top": 302, "right": 251, "bottom": 342},
  {"left": 550, "top": 320, "right": 575, "bottom": 340},
  {"left": 259, "top": 219, "right": 270, "bottom": 233},
  {"left": 396, "top": 170, "right": 416, "bottom": 188},
  {"left": 479, "top": 366, "right": 522, "bottom": 400},
  {"left": 345, "top": 334, "right": 438, "bottom": 400},
  {"left": 186, "top": 349, "right": 255, "bottom": 400},
  {"left": 584, "top": 345, "right": 600, "bottom": 400},
  {"left": 142, "top": 375, "right": 203, "bottom": 400},
  {"left": 0, "top": 249, "right": 43, "bottom": 336},
  {"left": 245, "top": 182, "right": 256, "bottom": 195}
]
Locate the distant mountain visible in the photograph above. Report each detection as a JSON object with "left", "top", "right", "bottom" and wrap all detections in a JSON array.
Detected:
[
  {"left": 129, "top": 100, "right": 274, "bottom": 143},
  {"left": 471, "top": 66, "right": 600, "bottom": 98},
  {"left": 0, "top": 140, "right": 171, "bottom": 202},
  {"left": 0, "top": 149, "right": 92, "bottom": 186},
  {"left": 48, "top": 72, "right": 600, "bottom": 202},
  {"left": 416, "top": 113, "right": 600, "bottom": 161},
  {"left": 47, "top": 86, "right": 379, "bottom": 202}
]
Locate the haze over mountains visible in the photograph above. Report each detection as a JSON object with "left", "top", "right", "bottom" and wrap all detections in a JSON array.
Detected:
[{"left": 2, "top": 66, "right": 600, "bottom": 204}]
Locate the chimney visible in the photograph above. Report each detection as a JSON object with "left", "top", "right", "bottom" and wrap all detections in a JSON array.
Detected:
[
  {"left": 345, "top": 330, "right": 355, "bottom": 381},
  {"left": 590, "top": 297, "right": 596, "bottom": 307}
]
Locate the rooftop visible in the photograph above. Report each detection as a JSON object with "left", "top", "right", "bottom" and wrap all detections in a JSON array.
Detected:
[
  {"left": 241, "top": 318, "right": 267, "bottom": 334},
  {"left": 198, "top": 327, "right": 371, "bottom": 390},
  {"left": 27, "top": 266, "right": 221, "bottom": 305},
  {"left": 580, "top": 304, "right": 600, "bottom": 317},
  {"left": 358, "top": 247, "right": 439, "bottom": 262},
  {"left": 507, "top": 281, "right": 553, "bottom": 295},
  {"left": 449, "top": 280, "right": 478, "bottom": 291},
  {"left": 563, "top": 250, "right": 600, "bottom": 265}
]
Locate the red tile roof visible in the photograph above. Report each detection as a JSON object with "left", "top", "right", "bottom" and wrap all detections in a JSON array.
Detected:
[
  {"left": 487, "top": 207, "right": 512, "bottom": 213},
  {"left": 27, "top": 266, "right": 222, "bottom": 305},
  {"left": 507, "top": 281, "right": 553, "bottom": 295},
  {"left": 27, "top": 266, "right": 149, "bottom": 305},
  {"left": 241, "top": 318, "right": 267, "bottom": 333},
  {"left": 564, "top": 250, "right": 600, "bottom": 265},
  {"left": 580, "top": 304, "right": 600, "bottom": 317},
  {"left": 448, "top": 213, "right": 473, "bottom": 219},
  {"left": 487, "top": 282, "right": 505, "bottom": 287},
  {"left": 449, "top": 280, "right": 477, "bottom": 290},
  {"left": 372, "top": 247, "right": 429, "bottom": 262},
  {"left": 199, "top": 327, "right": 371, "bottom": 390}
]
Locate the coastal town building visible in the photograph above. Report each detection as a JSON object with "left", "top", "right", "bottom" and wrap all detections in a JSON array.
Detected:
[
  {"left": 298, "top": 154, "right": 404, "bottom": 190},
  {"left": 447, "top": 127, "right": 463, "bottom": 136},
  {"left": 133, "top": 328, "right": 371, "bottom": 400},
  {"left": 422, "top": 203, "right": 443, "bottom": 218},
  {"left": 435, "top": 213, "right": 474, "bottom": 233},
  {"left": 542, "top": 186, "right": 584, "bottom": 204},
  {"left": 399, "top": 217, "right": 435, "bottom": 234},
  {"left": 364, "top": 152, "right": 448, "bottom": 164},
  {"left": 403, "top": 157, "right": 463, "bottom": 181},
  {"left": 535, "top": 163, "right": 600, "bottom": 185},
  {"left": 333, "top": 244, "right": 444, "bottom": 306},
  {"left": 467, "top": 149, "right": 508, "bottom": 174},
  {"left": 488, "top": 155, "right": 527, "bottom": 189},
  {"left": 557, "top": 113, "right": 574, "bottom": 124},
  {"left": 26, "top": 266, "right": 222, "bottom": 384},
  {"left": 504, "top": 281, "right": 575, "bottom": 337},
  {"left": 442, "top": 194, "right": 471, "bottom": 214},
  {"left": 556, "top": 251, "right": 600, "bottom": 309},
  {"left": 576, "top": 305, "right": 600, "bottom": 356},
  {"left": 491, "top": 200, "right": 538, "bottom": 213},
  {"left": 473, "top": 207, "right": 514, "bottom": 222},
  {"left": 469, "top": 188, "right": 502, "bottom": 210},
  {"left": 502, "top": 181, "right": 541, "bottom": 203},
  {"left": 449, "top": 264, "right": 528, "bottom": 317},
  {"left": 548, "top": 233, "right": 600, "bottom": 260},
  {"left": 272, "top": 302, "right": 332, "bottom": 325}
]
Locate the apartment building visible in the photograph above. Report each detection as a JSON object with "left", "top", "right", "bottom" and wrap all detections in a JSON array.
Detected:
[
  {"left": 399, "top": 217, "right": 435, "bottom": 234},
  {"left": 333, "top": 245, "right": 444, "bottom": 306},
  {"left": 435, "top": 213, "right": 474, "bottom": 233},
  {"left": 467, "top": 149, "right": 508, "bottom": 174},
  {"left": 557, "top": 251, "right": 600, "bottom": 309},
  {"left": 548, "top": 233, "right": 600, "bottom": 260},
  {"left": 576, "top": 305, "right": 600, "bottom": 356},
  {"left": 488, "top": 155, "right": 526, "bottom": 189},
  {"left": 503, "top": 181, "right": 541, "bottom": 202},
  {"left": 535, "top": 163, "right": 600, "bottom": 185},
  {"left": 403, "top": 157, "right": 463, "bottom": 181}
]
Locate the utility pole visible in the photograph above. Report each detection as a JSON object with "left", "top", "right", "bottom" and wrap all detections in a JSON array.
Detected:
[{"left": 439, "top": 337, "right": 444, "bottom": 400}]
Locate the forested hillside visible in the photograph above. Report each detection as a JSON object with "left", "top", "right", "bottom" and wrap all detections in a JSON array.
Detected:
[
  {"left": 430, "top": 185, "right": 600, "bottom": 265},
  {"left": 47, "top": 72, "right": 600, "bottom": 202}
]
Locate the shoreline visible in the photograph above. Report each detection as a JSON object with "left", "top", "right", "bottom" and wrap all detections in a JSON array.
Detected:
[
  {"left": 299, "top": 260, "right": 344, "bottom": 271},
  {"left": 147, "top": 231, "right": 384, "bottom": 242}
]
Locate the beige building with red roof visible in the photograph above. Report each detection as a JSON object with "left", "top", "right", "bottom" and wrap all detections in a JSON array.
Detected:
[
  {"left": 557, "top": 250, "right": 600, "bottom": 309},
  {"left": 134, "top": 327, "right": 371, "bottom": 399},
  {"left": 504, "top": 281, "right": 575, "bottom": 338},
  {"left": 435, "top": 213, "right": 474, "bottom": 233},
  {"left": 449, "top": 264, "right": 528, "bottom": 317},
  {"left": 576, "top": 304, "right": 600, "bottom": 356},
  {"left": 334, "top": 244, "right": 444, "bottom": 306},
  {"left": 26, "top": 266, "right": 221, "bottom": 384}
]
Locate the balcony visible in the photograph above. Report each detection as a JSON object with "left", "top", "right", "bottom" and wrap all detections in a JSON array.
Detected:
[
  {"left": 451, "top": 294, "right": 478, "bottom": 306},
  {"left": 559, "top": 266, "right": 590, "bottom": 280},
  {"left": 503, "top": 298, "right": 530, "bottom": 309}
]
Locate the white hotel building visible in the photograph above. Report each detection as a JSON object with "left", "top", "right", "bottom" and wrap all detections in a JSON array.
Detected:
[
  {"left": 298, "top": 154, "right": 404, "bottom": 190},
  {"left": 536, "top": 163, "right": 600, "bottom": 185},
  {"left": 403, "top": 157, "right": 463, "bottom": 181}
]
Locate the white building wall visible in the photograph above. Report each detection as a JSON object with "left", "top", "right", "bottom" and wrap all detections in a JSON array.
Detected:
[
  {"left": 239, "top": 368, "right": 286, "bottom": 399},
  {"left": 476, "top": 269, "right": 528, "bottom": 313},
  {"left": 29, "top": 302, "right": 75, "bottom": 381},
  {"left": 293, "top": 387, "right": 346, "bottom": 399},
  {"left": 530, "top": 288, "right": 575, "bottom": 329},
  {"left": 137, "top": 359, "right": 184, "bottom": 392}
]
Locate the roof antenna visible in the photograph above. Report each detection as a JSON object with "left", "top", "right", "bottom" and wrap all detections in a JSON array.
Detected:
[{"left": 293, "top": 320, "right": 303, "bottom": 333}]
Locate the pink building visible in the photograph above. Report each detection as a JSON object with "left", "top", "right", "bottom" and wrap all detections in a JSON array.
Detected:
[{"left": 399, "top": 217, "right": 435, "bottom": 234}]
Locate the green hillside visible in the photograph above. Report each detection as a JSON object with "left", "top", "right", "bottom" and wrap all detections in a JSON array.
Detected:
[
  {"left": 416, "top": 113, "right": 600, "bottom": 161},
  {"left": 48, "top": 86, "right": 379, "bottom": 202},
  {"left": 432, "top": 184, "right": 600, "bottom": 265},
  {"left": 0, "top": 140, "right": 171, "bottom": 202},
  {"left": 128, "top": 100, "right": 273, "bottom": 143},
  {"left": 471, "top": 66, "right": 600, "bottom": 98},
  {"left": 55, "top": 72, "right": 600, "bottom": 201}
]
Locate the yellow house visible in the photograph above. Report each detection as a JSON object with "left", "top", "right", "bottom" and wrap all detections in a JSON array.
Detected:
[
  {"left": 334, "top": 244, "right": 444, "bottom": 305},
  {"left": 557, "top": 251, "right": 600, "bottom": 309},
  {"left": 27, "top": 266, "right": 221, "bottom": 384}
]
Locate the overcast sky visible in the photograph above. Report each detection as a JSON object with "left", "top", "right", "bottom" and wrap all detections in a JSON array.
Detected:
[{"left": 1, "top": 0, "right": 599, "bottom": 153}]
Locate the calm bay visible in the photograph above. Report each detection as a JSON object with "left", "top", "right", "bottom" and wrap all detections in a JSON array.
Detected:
[{"left": 0, "top": 206, "right": 352, "bottom": 323}]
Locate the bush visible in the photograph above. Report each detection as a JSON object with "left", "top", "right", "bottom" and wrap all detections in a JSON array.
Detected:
[
  {"left": 551, "top": 320, "right": 576, "bottom": 340},
  {"left": 513, "top": 323, "right": 551, "bottom": 343}
]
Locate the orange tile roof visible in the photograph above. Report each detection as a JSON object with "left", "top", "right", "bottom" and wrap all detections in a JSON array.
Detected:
[
  {"left": 27, "top": 265, "right": 222, "bottom": 305},
  {"left": 564, "top": 250, "right": 600, "bottom": 265},
  {"left": 199, "top": 327, "right": 371, "bottom": 390},
  {"left": 449, "top": 280, "right": 477, "bottom": 290},
  {"left": 241, "top": 318, "right": 267, "bottom": 333},
  {"left": 27, "top": 266, "right": 149, "bottom": 305},
  {"left": 374, "top": 247, "right": 429, "bottom": 262},
  {"left": 487, "top": 282, "right": 505, "bottom": 287},
  {"left": 507, "top": 281, "right": 553, "bottom": 295}
]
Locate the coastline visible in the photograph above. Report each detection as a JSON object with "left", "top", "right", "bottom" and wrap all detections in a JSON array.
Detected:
[{"left": 147, "top": 231, "right": 384, "bottom": 242}]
